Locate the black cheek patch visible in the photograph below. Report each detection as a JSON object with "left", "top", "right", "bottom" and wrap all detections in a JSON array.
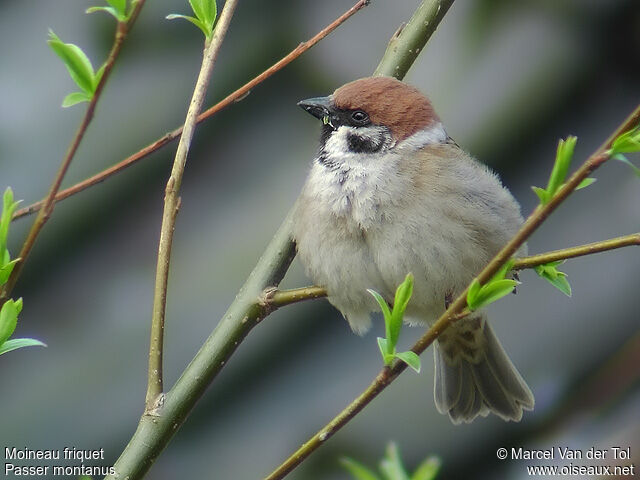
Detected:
[{"left": 346, "top": 132, "right": 383, "bottom": 153}]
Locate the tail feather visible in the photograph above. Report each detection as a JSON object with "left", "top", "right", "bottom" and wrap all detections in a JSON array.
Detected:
[{"left": 434, "top": 315, "right": 534, "bottom": 423}]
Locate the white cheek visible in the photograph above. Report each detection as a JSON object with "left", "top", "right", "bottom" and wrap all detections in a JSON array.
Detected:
[{"left": 323, "top": 126, "right": 355, "bottom": 162}]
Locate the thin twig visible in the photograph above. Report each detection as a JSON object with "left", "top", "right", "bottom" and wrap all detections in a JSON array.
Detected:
[
  {"left": 145, "top": 0, "right": 239, "bottom": 412},
  {"left": 11, "top": 0, "right": 371, "bottom": 222},
  {"left": 513, "top": 232, "right": 640, "bottom": 270},
  {"left": 0, "top": 1, "right": 147, "bottom": 302},
  {"left": 265, "top": 232, "right": 640, "bottom": 307},
  {"left": 264, "top": 104, "right": 640, "bottom": 480},
  {"left": 106, "top": 3, "right": 370, "bottom": 479}
]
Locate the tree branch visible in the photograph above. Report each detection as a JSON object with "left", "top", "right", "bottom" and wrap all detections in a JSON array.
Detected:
[
  {"left": 145, "top": 0, "right": 239, "bottom": 412},
  {"left": 266, "top": 232, "right": 640, "bottom": 307},
  {"left": 513, "top": 232, "right": 640, "bottom": 270},
  {"left": 107, "top": 3, "right": 371, "bottom": 478},
  {"left": 11, "top": 0, "right": 371, "bottom": 222},
  {"left": 263, "top": 104, "right": 640, "bottom": 480},
  {"left": 374, "top": 0, "right": 454, "bottom": 79},
  {"left": 0, "top": 1, "right": 147, "bottom": 302}
]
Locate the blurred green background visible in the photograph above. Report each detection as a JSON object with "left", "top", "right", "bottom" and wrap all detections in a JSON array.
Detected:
[{"left": 1, "top": 0, "right": 639, "bottom": 479}]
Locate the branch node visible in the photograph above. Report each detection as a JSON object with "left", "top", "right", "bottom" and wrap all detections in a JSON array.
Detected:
[{"left": 144, "top": 393, "right": 165, "bottom": 417}]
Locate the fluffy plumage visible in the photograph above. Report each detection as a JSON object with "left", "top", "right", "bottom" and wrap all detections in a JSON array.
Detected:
[{"left": 292, "top": 77, "right": 534, "bottom": 423}]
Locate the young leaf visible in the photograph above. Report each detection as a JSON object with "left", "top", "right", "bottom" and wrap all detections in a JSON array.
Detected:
[
  {"left": 0, "top": 258, "right": 19, "bottom": 285},
  {"left": 547, "top": 136, "right": 577, "bottom": 195},
  {"left": 411, "top": 457, "right": 441, "bottom": 480},
  {"left": 467, "top": 279, "right": 517, "bottom": 311},
  {"left": 377, "top": 337, "right": 393, "bottom": 365},
  {"left": 379, "top": 443, "right": 410, "bottom": 480},
  {"left": 86, "top": 6, "right": 121, "bottom": 20},
  {"left": 166, "top": 14, "right": 211, "bottom": 38},
  {"left": 575, "top": 177, "right": 597, "bottom": 190},
  {"left": 0, "top": 299, "right": 19, "bottom": 346},
  {"left": 491, "top": 258, "right": 515, "bottom": 282},
  {"left": 395, "top": 351, "right": 421, "bottom": 373},
  {"left": 531, "top": 186, "right": 550, "bottom": 205},
  {"left": 389, "top": 273, "right": 413, "bottom": 347},
  {"left": 106, "top": 0, "right": 127, "bottom": 16},
  {"left": 611, "top": 127, "right": 640, "bottom": 155},
  {"left": 368, "top": 289, "right": 392, "bottom": 323},
  {"left": 466, "top": 279, "right": 481, "bottom": 308},
  {"left": 62, "top": 91, "right": 92, "bottom": 108},
  {"left": 1, "top": 187, "right": 20, "bottom": 256},
  {"left": 612, "top": 153, "right": 640, "bottom": 178},
  {"left": 340, "top": 457, "right": 381, "bottom": 480},
  {"left": 0, "top": 338, "right": 46, "bottom": 356},
  {"left": 48, "top": 31, "right": 97, "bottom": 95},
  {"left": 94, "top": 63, "right": 107, "bottom": 90},
  {"left": 535, "top": 263, "right": 572, "bottom": 297}
]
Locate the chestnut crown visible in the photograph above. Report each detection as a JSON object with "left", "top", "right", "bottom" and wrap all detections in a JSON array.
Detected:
[{"left": 333, "top": 76, "right": 439, "bottom": 141}]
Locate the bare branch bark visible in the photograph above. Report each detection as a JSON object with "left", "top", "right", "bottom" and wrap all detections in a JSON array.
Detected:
[
  {"left": 266, "top": 232, "right": 640, "bottom": 307},
  {"left": 145, "top": 0, "right": 239, "bottom": 413}
]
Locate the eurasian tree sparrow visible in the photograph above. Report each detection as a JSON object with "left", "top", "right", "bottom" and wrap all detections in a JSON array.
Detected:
[{"left": 292, "top": 76, "right": 534, "bottom": 424}]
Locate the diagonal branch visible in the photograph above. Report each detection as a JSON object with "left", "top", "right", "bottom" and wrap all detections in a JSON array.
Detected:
[
  {"left": 107, "top": 3, "right": 372, "bottom": 479},
  {"left": 263, "top": 104, "right": 640, "bottom": 480},
  {"left": 0, "top": 1, "right": 147, "bottom": 302},
  {"left": 267, "top": 232, "right": 640, "bottom": 308},
  {"left": 374, "top": 0, "right": 454, "bottom": 79},
  {"left": 145, "top": 0, "right": 239, "bottom": 412},
  {"left": 11, "top": 0, "right": 371, "bottom": 222}
]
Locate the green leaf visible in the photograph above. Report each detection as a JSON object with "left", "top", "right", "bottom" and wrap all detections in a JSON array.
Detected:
[
  {"left": 467, "top": 279, "right": 517, "bottom": 311},
  {"left": 379, "top": 443, "right": 410, "bottom": 480},
  {"left": 411, "top": 457, "right": 441, "bottom": 480},
  {"left": 0, "top": 258, "right": 19, "bottom": 285},
  {"left": 0, "top": 299, "right": 19, "bottom": 345},
  {"left": 86, "top": 6, "right": 121, "bottom": 20},
  {"left": 189, "top": 0, "right": 216, "bottom": 27},
  {"left": 466, "top": 279, "right": 481, "bottom": 308},
  {"left": 166, "top": 14, "right": 211, "bottom": 38},
  {"left": 548, "top": 136, "right": 577, "bottom": 195},
  {"left": 395, "top": 351, "right": 421, "bottom": 373},
  {"left": 491, "top": 259, "right": 515, "bottom": 282},
  {"left": 368, "top": 289, "right": 392, "bottom": 322},
  {"left": 48, "top": 31, "right": 97, "bottom": 95},
  {"left": 340, "top": 457, "right": 381, "bottom": 480},
  {"left": 575, "top": 177, "right": 597, "bottom": 190},
  {"left": 377, "top": 337, "right": 393, "bottom": 365},
  {"left": 14, "top": 297, "right": 23, "bottom": 315},
  {"left": 613, "top": 154, "right": 640, "bottom": 178},
  {"left": 94, "top": 63, "right": 106, "bottom": 90},
  {"left": 0, "top": 338, "right": 46, "bottom": 356},
  {"left": 611, "top": 127, "right": 640, "bottom": 155},
  {"left": 62, "top": 91, "right": 92, "bottom": 108},
  {"left": 106, "top": 0, "right": 127, "bottom": 16},
  {"left": 1, "top": 187, "right": 20, "bottom": 257},
  {"left": 531, "top": 186, "right": 551, "bottom": 205},
  {"left": 389, "top": 273, "right": 413, "bottom": 346},
  {"left": 535, "top": 263, "right": 572, "bottom": 297}
]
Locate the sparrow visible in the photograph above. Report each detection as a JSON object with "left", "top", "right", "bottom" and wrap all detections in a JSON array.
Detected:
[{"left": 291, "top": 76, "right": 534, "bottom": 424}]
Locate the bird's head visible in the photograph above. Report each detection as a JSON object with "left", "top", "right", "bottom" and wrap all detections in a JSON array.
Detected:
[{"left": 298, "top": 76, "right": 445, "bottom": 157}]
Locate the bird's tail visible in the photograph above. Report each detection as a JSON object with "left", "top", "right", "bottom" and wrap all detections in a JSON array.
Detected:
[{"left": 433, "top": 314, "right": 534, "bottom": 424}]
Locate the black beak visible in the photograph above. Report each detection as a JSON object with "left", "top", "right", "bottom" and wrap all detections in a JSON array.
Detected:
[{"left": 297, "top": 96, "right": 333, "bottom": 120}]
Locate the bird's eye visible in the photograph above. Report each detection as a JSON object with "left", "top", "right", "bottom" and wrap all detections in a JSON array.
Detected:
[{"left": 350, "top": 110, "right": 369, "bottom": 124}]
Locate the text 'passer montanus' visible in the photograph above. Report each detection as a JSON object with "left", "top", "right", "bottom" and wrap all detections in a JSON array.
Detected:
[{"left": 292, "top": 76, "right": 534, "bottom": 424}]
